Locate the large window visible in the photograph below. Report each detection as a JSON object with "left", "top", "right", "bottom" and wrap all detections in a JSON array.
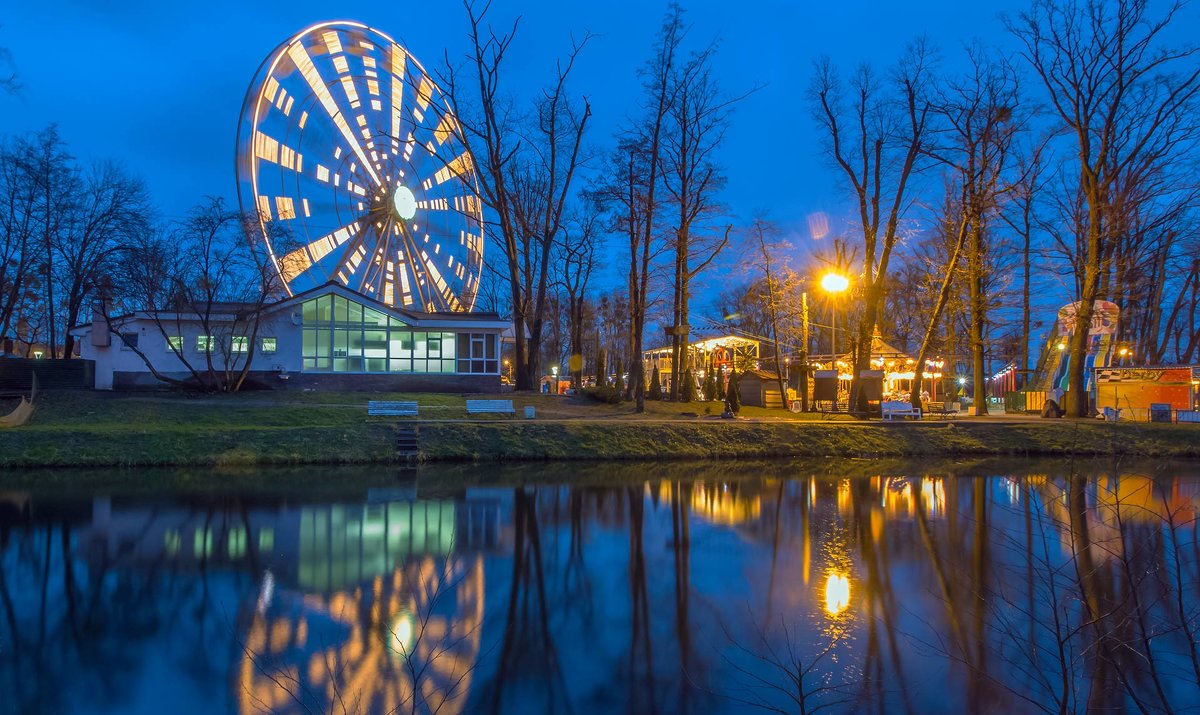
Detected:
[
  {"left": 457, "top": 333, "right": 498, "bottom": 374},
  {"left": 300, "top": 294, "right": 498, "bottom": 374}
]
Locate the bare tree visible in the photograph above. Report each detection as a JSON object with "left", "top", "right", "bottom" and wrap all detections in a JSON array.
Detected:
[
  {"left": 111, "top": 198, "right": 287, "bottom": 392},
  {"left": 999, "top": 144, "right": 1050, "bottom": 387},
  {"left": 750, "top": 216, "right": 794, "bottom": 412},
  {"left": 810, "top": 42, "right": 935, "bottom": 413},
  {"left": 596, "top": 4, "right": 685, "bottom": 413},
  {"left": 56, "top": 161, "right": 151, "bottom": 359},
  {"left": 1009, "top": 0, "right": 1200, "bottom": 416},
  {"left": 924, "top": 47, "right": 1021, "bottom": 414},
  {"left": 556, "top": 203, "right": 600, "bottom": 389},
  {"left": 21, "top": 126, "right": 73, "bottom": 357},
  {"left": 907, "top": 185, "right": 969, "bottom": 409},
  {"left": 441, "top": 0, "right": 592, "bottom": 392},
  {"left": 661, "top": 23, "right": 738, "bottom": 400},
  {"left": 0, "top": 134, "right": 43, "bottom": 347}
]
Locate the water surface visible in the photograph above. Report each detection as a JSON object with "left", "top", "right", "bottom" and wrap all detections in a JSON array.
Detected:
[{"left": 2, "top": 458, "right": 1199, "bottom": 714}]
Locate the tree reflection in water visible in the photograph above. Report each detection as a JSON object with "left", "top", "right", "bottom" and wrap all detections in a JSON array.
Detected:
[{"left": 1, "top": 459, "right": 1199, "bottom": 714}]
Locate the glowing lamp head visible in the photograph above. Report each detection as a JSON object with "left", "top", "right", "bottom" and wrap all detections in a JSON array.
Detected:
[
  {"left": 1057, "top": 342, "right": 1066, "bottom": 351},
  {"left": 392, "top": 185, "right": 417, "bottom": 220},
  {"left": 820, "top": 272, "right": 850, "bottom": 294},
  {"left": 1118, "top": 347, "right": 1129, "bottom": 357}
]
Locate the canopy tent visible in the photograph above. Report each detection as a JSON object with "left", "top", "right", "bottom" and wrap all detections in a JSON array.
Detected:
[
  {"left": 810, "top": 330, "right": 946, "bottom": 401},
  {"left": 643, "top": 335, "right": 760, "bottom": 390}
]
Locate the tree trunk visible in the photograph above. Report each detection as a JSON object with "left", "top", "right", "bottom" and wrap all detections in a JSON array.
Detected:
[{"left": 968, "top": 218, "right": 988, "bottom": 416}]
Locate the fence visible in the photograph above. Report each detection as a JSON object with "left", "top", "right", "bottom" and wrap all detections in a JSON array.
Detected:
[{"left": 0, "top": 359, "right": 95, "bottom": 392}]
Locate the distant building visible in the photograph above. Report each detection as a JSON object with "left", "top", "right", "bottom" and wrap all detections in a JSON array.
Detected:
[{"left": 70, "top": 282, "right": 508, "bottom": 391}]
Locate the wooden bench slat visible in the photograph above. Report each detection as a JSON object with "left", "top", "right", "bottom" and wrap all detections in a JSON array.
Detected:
[
  {"left": 466, "top": 399, "right": 515, "bottom": 415},
  {"left": 368, "top": 400, "right": 419, "bottom": 417}
]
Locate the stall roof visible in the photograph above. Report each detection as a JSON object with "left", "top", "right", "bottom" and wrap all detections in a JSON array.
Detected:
[{"left": 645, "top": 335, "right": 759, "bottom": 356}]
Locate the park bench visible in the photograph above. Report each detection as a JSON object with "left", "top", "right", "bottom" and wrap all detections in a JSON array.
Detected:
[
  {"left": 926, "top": 401, "right": 959, "bottom": 419},
  {"left": 367, "top": 400, "right": 419, "bottom": 417},
  {"left": 466, "top": 399, "right": 516, "bottom": 417},
  {"left": 881, "top": 401, "right": 922, "bottom": 421},
  {"left": 1177, "top": 410, "right": 1200, "bottom": 424}
]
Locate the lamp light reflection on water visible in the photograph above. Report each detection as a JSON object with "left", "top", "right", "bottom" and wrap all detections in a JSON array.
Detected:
[{"left": 824, "top": 572, "right": 851, "bottom": 615}]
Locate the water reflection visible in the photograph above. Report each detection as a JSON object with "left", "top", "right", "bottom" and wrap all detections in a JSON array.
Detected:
[{"left": 2, "top": 459, "right": 1200, "bottom": 714}]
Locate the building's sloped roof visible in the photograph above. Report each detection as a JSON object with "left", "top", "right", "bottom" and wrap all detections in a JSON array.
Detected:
[{"left": 71, "top": 281, "right": 508, "bottom": 333}]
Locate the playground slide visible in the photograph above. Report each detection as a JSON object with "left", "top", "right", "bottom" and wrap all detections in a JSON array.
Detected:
[
  {"left": 1030, "top": 330, "right": 1113, "bottom": 395},
  {"left": 1030, "top": 330, "right": 1066, "bottom": 393}
]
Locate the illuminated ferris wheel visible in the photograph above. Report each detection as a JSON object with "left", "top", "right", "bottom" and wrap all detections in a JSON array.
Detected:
[{"left": 236, "top": 20, "right": 484, "bottom": 312}]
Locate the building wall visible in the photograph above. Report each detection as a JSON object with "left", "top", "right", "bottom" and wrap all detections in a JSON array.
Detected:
[
  {"left": 83, "top": 309, "right": 502, "bottom": 393},
  {"left": 80, "top": 312, "right": 301, "bottom": 390},
  {"left": 113, "top": 370, "right": 500, "bottom": 393},
  {"left": 1095, "top": 366, "right": 1199, "bottom": 418}
]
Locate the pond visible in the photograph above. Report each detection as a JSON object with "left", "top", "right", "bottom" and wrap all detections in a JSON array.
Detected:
[{"left": 2, "top": 458, "right": 1199, "bottom": 714}]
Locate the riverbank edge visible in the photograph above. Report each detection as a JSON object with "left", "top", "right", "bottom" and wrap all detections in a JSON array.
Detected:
[{"left": 2, "top": 419, "right": 1199, "bottom": 469}]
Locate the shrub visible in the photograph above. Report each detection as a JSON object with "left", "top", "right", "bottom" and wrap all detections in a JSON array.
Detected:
[
  {"left": 702, "top": 370, "right": 716, "bottom": 401},
  {"left": 581, "top": 386, "right": 624, "bottom": 404}
]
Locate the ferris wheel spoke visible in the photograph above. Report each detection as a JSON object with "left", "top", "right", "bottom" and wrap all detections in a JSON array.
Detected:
[
  {"left": 286, "top": 41, "right": 383, "bottom": 189},
  {"left": 277, "top": 219, "right": 363, "bottom": 283},
  {"left": 358, "top": 222, "right": 393, "bottom": 301},
  {"left": 388, "top": 45, "right": 408, "bottom": 147}
]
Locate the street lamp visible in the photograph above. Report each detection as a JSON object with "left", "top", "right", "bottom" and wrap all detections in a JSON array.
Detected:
[{"left": 820, "top": 271, "right": 849, "bottom": 365}]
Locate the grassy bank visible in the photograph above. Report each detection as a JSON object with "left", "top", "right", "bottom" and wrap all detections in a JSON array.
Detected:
[
  {"left": 419, "top": 420, "right": 1200, "bottom": 461},
  {"left": 2, "top": 391, "right": 1198, "bottom": 468}
]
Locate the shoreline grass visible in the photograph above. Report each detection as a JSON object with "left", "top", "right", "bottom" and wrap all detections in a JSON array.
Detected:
[{"left": 2, "top": 390, "right": 1199, "bottom": 468}]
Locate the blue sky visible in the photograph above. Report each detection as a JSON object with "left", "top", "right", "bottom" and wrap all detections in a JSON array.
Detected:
[{"left": 1, "top": 0, "right": 1020, "bottom": 300}]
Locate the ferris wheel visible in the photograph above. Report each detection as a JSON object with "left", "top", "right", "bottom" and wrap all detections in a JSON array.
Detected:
[{"left": 236, "top": 21, "right": 483, "bottom": 313}]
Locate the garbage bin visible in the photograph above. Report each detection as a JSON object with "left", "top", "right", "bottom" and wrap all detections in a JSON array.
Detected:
[{"left": 524, "top": 406, "right": 536, "bottom": 419}]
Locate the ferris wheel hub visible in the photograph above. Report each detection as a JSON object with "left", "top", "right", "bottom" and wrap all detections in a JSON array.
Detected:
[{"left": 392, "top": 185, "right": 417, "bottom": 221}]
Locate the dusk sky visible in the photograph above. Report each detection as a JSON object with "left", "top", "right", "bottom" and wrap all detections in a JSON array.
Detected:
[{"left": 2, "top": 0, "right": 1020, "bottom": 301}]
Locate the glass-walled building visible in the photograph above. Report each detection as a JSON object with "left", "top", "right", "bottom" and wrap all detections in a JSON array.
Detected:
[{"left": 300, "top": 294, "right": 499, "bottom": 375}]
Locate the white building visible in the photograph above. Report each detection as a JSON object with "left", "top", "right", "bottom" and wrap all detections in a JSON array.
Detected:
[{"left": 70, "top": 282, "right": 508, "bottom": 391}]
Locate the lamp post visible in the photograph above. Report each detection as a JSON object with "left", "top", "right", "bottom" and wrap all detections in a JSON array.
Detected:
[
  {"left": 820, "top": 272, "right": 849, "bottom": 408},
  {"left": 800, "top": 291, "right": 810, "bottom": 412}
]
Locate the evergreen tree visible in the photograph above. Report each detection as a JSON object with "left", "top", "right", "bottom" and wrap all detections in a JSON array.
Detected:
[
  {"left": 595, "top": 349, "right": 606, "bottom": 388},
  {"left": 649, "top": 365, "right": 664, "bottom": 400},
  {"left": 725, "top": 367, "right": 741, "bottom": 414},
  {"left": 716, "top": 368, "right": 727, "bottom": 401},
  {"left": 614, "top": 358, "right": 625, "bottom": 392},
  {"left": 682, "top": 368, "right": 698, "bottom": 402},
  {"left": 702, "top": 367, "right": 716, "bottom": 401}
]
